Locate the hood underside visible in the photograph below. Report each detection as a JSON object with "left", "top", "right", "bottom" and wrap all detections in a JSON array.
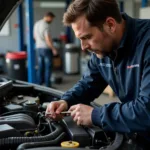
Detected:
[{"left": 0, "top": 0, "right": 23, "bottom": 30}]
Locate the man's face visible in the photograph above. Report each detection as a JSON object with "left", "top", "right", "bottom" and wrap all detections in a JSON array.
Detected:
[
  {"left": 72, "top": 15, "right": 116, "bottom": 58},
  {"left": 46, "top": 16, "right": 53, "bottom": 24}
]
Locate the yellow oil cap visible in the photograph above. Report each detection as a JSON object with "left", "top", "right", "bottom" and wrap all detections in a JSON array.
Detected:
[{"left": 61, "top": 141, "right": 80, "bottom": 148}]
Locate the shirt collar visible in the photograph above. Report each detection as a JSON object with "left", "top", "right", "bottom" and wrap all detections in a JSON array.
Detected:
[
  {"left": 118, "top": 13, "right": 135, "bottom": 49},
  {"left": 108, "top": 13, "right": 135, "bottom": 61}
]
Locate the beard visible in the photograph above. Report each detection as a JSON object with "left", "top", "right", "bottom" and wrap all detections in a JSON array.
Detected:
[
  {"left": 46, "top": 21, "right": 51, "bottom": 24},
  {"left": 96, "top": 42, "right": 119, "bottom": 58},
  {"left": 87, "top": 49, "right": 109, "bottom": 59}
]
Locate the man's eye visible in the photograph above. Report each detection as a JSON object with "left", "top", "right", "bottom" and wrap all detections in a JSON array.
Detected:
[
  {"left": 85, "top": 36, "right": 91, "bottom": 39},
  {"left": 82, "top": 37, "right": 89, "bottom": 40},
  {"left": 81, "top": 35, "right": 91, "bottom": 40}
]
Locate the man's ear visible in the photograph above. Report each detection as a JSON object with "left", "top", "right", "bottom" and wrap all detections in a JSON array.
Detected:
[{"left": 105, "top": 17, "right": 116, "bottom": 33}]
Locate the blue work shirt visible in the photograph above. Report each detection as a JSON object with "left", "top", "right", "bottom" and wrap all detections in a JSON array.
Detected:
[{"left": 61, "top": 13, "right": 150, "bottom": 134}]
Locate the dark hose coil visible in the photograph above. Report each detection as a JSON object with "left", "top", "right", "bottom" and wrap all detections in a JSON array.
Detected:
[
  {"left": 17, "top": 132, "right": 66, "bottom": 150},
  {"left": 0, "top": 123, "right": 63, "bottom": 148}
]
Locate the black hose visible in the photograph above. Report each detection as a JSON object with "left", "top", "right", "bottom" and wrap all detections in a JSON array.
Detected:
[
  {"left": 17, "top": 132, "right": 66, "bottom": 150},
  {"left": 12, "top": 84, "right": 33, "bottom": 88},
  {"left": 12, "top": 84, "right": 34, "bottom": 92},
  {"left": 0, "top": 110, "right": 37, "bottom": 117},
  {"left": 46, "top": 118, "right": 54, "bottom": 132},
  {"left": 0, "top": 122, "right": 63, "bottom": 148},
  {"left": 99, "top": 132, "right": 124, "bottom": 150}
]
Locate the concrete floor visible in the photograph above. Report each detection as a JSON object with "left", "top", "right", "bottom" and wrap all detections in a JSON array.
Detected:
[{"left": 52, "top": 71, "right": 120, "bottom": 105}]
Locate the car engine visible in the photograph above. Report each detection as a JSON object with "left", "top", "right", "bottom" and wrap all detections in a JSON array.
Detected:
[{"left": 0, "top": 79, "right": 143, "bottom": 150}]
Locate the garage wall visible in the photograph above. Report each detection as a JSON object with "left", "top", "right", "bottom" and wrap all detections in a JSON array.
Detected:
[
  {"left": 0, "top": 10, "right": 18, "bottom": 53},
  {"left": 0, "top": 2, "right": 65, "bottom": 54},
  {"left": 33, "top": 8, "right": 65, "bottom": 39},
  {"left": 0, "top": 1, "right": 150, "bottom": 54}
]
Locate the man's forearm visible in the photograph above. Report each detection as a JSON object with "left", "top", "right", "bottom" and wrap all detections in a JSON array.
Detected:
[
  {"left": 47, "top": 40, "right": 55, "bottom": 50},
  {"left": 45, "top": 35, "right": 55, "bottom": 50}
]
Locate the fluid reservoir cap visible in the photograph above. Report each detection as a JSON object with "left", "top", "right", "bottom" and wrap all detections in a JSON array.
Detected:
[
  {"left": 17, "top": 95, "right": 24, "bottom": 99},
  {"left": 42, "top": 102, "right": 50, "bottom": 109},
  {"left": 61, "top": 141, "right": 79, "bottom": 148},
  {"left": 26, "top": 100, "right": 36, "bottom": 105}
]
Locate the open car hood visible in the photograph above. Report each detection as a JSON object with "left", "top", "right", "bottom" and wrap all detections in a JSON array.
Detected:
[{"left": 0, "top": 0, "right": 23, "bottom": 30}]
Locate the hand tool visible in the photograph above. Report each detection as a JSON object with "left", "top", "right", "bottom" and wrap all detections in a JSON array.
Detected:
[{"left": 46, "top": 111, "right": 71, "bottom": 115}]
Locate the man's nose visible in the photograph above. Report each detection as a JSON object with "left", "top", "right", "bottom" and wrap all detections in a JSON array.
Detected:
[{"left": 81, "top": 43, "right": 89, "bottom": 52}]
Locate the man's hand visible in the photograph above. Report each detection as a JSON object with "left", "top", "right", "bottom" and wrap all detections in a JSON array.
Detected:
[
  {"left": 52, "top": 48, "right": 58, "bottom": 56},
  {"left": 46, "top": 100, "right": 68, "bottom": 120},
  {"left": 69, "top": 104, "right": 94, "bottom": 126}
]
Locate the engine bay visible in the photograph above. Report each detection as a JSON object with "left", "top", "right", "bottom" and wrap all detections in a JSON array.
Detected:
[{"left": 0, "top": 79, "right": 143, "bottom": 150}]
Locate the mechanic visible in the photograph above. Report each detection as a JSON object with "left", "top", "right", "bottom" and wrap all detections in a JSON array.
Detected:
[
  {"left": 34, "top": 12, "right": 57, "bottom": 87},
  {"left": 46, "top": 0, "right": 150, "bottom": 147}
]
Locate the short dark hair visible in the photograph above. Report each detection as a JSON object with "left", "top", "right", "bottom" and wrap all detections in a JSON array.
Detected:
[
  {"left": 44, "top": 11, "right": 55, "bottom": 18},
  {"left": 63, "top": 0, "right": 122, "bottom": 27}
]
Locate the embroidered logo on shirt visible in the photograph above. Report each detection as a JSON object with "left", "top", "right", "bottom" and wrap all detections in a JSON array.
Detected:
[
  {"left": 99, "top": 63, "right": 112, "bottom": 68},
  {"left": 127, "top": 64, "right": 139, "bottom": 69}
]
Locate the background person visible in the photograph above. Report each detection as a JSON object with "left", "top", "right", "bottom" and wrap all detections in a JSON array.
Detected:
[{"left": 34, "top": 12, "right": 57, "bottom": 87}]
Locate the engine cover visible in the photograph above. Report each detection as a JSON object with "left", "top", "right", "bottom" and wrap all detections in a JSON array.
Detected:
[{"left": 0, "top": 113, "right": 36, "bottom": 131}]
